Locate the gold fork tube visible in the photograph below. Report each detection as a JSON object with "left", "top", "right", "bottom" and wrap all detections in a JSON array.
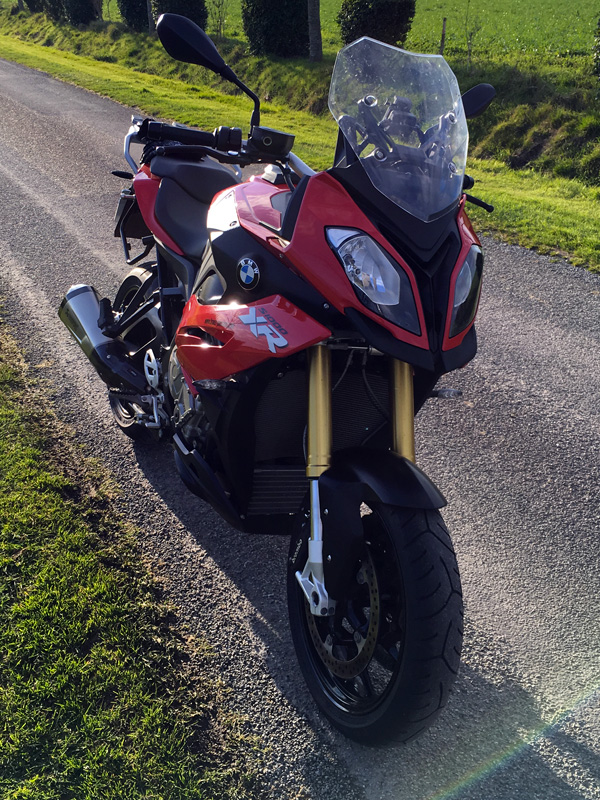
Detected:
[
  {"left": 390, "top": 359, "right": 416, "bottom": 463},
  {"left": 306, "top": 345, "right": 332, "bottom": 479}
]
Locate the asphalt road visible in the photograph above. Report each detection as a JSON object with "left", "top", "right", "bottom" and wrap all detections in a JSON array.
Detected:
[{"left": 1, "top": 57, "right": 599, "bottom": 800}]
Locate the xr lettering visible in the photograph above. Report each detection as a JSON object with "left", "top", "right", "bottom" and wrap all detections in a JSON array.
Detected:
[{"left": 239, "top": 307, "right": 288, "bottom": 353}]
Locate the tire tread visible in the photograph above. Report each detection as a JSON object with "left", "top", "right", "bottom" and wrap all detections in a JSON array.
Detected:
[{"left": 288, "top": 503, "right": 464, "bottom": 744}]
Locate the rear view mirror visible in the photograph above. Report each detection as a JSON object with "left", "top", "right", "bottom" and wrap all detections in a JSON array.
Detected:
[
  {"left": 461, "top": 83, "right": 496, "bottom": 118},
  {"left": 157, "top": 13, "right": 230, "bottom": 76},
  {"left": 156, "top": 13, "right": 261, "bottom": 129}
]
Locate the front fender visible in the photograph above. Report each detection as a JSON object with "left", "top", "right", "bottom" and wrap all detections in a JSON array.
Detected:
[
  {"left": 318, "top": 448, "right": 446, "bottom": 599},
  {"left": 322, "top": 447, "right": 446, "bottom": 509}
]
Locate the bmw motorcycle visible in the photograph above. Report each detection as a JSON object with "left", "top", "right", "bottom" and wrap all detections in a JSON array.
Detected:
[{"left": 59, "top": 14, "right": 495, "bottom": 743}]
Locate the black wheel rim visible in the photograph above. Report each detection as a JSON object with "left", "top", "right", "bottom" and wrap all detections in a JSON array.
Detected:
[
  {"left": 297, "top": 508, "right": 405, "bottom": 715},
  {"left": 109, "top": 396, "right": 142, "bottom": 428}
]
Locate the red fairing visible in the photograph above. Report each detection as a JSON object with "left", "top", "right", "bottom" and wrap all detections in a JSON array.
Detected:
[
  {"left": 176, "top": 295, "right": 331, "bottom": 381},
  {"left": 234, "top": 176, "right": 291, "bottom": 234},
  {"left": 133, "top": 165, "right": 184, "bottom": 255},
  {"left": 442, "top": 202, "right": 482, "bottom": 351},
  {"left": 255, "top": 173, "right": 429, "bottom": 350}
]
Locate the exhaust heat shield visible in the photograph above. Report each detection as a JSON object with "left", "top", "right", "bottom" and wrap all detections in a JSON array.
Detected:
[{"left": 58, "top": 284, "right": 148, "bottom": 395}]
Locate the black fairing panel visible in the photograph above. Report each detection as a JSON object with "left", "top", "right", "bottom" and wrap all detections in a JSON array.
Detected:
[
  {"left": 196, "top": 226, "right": 346, "bottom": 330},
  {"left": 443, "top": 326, "right": 477, "bottom": 372},
  {"left": 328, "top": 161, "right": 458, "bottom": 260},
  {"left": 343, "top": 307, "right": 435, "bottom": 371}
]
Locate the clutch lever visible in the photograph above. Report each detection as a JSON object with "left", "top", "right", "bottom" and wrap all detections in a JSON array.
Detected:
[{"left": 464, "top": 193, "right": 494, "bottom": 213}]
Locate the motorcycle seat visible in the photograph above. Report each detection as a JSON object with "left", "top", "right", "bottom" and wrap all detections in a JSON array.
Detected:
[
  {"left": 150, "top": 156, "right": 239, "bottom": 204},
  {"left": 155, "top": 178, "right": 210, "bottom": 258},
  {"left": 152, "top": 157, "right": 239, "bottom": 259}
]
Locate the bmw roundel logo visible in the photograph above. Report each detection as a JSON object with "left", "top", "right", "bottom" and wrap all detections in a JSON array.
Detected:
[{"left": 237, "top": 257, "right": 260, "bottom": 290}]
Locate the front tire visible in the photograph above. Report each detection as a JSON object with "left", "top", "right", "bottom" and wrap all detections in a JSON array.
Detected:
[{"left": 287, "top": 505, "right": 463, "bottom": 744}]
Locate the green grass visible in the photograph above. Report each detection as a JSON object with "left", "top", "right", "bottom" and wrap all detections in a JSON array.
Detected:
[
  {"left": 468, "top": 159, "right": 600, "bottom": 267},
  {"left": 0, "top": 327, "right": 260, "bottom": 799},
  {"left": 214, "top": 0, "right": 598, "bottom": 58},
  {"left": 406, "top": 0, "right": 597, "bottom": 56}
]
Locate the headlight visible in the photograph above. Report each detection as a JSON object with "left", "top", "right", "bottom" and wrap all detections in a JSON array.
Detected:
[
  {"left": 449, "top": 245, "right": 483, "bottom": 337},
  {"left": 326, "top": 228, "right": 420, "bottom": 334}
]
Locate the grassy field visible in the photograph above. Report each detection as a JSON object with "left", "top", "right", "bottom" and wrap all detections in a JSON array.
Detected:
[
  {"left": 216, "top": 0, "right": 598, "bottom": 57},
  {"left": 406, "top": 0, "right": 597, "bottom": 56},
  {"left": 0, "top": 325, "right": 260, "bottom": 799}
]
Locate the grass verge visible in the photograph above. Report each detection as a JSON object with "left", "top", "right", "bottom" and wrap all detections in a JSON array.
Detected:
[
  {"left": 468, "top": 159, "right": 600, "bottom": 268},
  {"left": 0, "top": 29, "right": 599, "bottom": 271},
  {"left": 0, "top": 322, "right": 260, "bottom": 799}
]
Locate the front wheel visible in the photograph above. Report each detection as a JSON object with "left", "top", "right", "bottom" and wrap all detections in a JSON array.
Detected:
[{"left": 287, "top": 505, "right": 463, "bottom": 744}]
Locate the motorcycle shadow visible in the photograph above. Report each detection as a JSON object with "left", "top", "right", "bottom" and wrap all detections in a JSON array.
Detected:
[{"left": 126, "top": 439, "right": 584, "bottom": 800}]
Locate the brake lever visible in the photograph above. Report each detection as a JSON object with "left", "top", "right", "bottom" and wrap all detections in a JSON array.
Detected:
[{"left": 464, "top": 193, "right": 494, "bottom": 213}]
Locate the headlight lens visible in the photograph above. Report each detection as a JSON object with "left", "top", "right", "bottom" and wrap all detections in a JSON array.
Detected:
[
  {"left": 450, "top": 245, "right": 483, "bottom": 337},
  {"left": 327, "top": 228, "right": 420, "bottom": 335},
  {"left": 328, "top": 228, "right": 400, "bottom": 305}
]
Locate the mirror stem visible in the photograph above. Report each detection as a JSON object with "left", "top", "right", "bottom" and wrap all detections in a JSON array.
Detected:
[{"left": 221, "top": 65, "right": 261, "bottom": 130}]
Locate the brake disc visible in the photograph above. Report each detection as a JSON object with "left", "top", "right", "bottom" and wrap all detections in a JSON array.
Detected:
[{"left": 305, "top": 552, "right": 380, "bottom": 679}]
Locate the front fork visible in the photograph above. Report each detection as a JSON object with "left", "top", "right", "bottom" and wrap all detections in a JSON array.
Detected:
[{"left": 295, "top": 345, "right": 415, "bottom": 615}]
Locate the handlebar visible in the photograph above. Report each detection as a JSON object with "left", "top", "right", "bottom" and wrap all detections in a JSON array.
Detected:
[
  {"left": 124, "top": 115, "right": 313, "bottom": 179},
  {"left": 146, "top": 121, "right": 217, "bottom": 147}
]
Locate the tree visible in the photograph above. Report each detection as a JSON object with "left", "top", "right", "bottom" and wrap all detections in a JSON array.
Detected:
[
  {"left": 61, "top": 0, "right": 99, "bottom": 25},
  {"left": 150, "top": 0, "right": 207, "bottom": 30},
  {"left": 39, "top": 0, "right": 98, "bottom": 23},
  {"left": 207, "top": 0, "right": 227, "bottom": 39},
  {"left": 308, "top": 0, "right": 322, "bottom": 61},
  {"left": 117, "top": 0, "right": 147, "bottom": 31},
  {"left": 241, "top": 0, "right": 309, "bottom": 58},
  {"left": 146, "top": 0, "right": 154, "bottom": 32},
  {"left": 594, "top": 16, "right": 600, "bottom": 79},
  {"left": 337, "top": 0, "right": 416, "bottom": 47},
  {"left": 40, "top": 0, "right": 62, "bottom": 20}
]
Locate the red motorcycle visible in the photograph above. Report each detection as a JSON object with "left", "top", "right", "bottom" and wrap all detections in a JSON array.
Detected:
[{"left": 59, "top": 14, "right": 495, "bottom": 743}]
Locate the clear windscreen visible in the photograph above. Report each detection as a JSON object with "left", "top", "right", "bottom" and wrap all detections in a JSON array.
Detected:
[{"left": 329, "top": 37, "right": 468, "bottom": 222}]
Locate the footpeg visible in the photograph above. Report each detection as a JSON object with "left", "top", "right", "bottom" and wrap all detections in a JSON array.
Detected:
[{"left": 97, "top": 297, "right": 118, "bottom": 337}]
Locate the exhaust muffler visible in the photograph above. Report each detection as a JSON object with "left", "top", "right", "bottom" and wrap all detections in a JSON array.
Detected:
[{"left": 58, "top": 284, "right": 148, "bottom": 395}]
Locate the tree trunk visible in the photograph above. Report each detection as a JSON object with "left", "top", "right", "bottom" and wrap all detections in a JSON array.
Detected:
[
  {"left": 308, "top": 0, "right": 322, "bottom": 62},
  {"left": 147, "top": 0, "right": 154, "bottom": 32},
  {"left": 17, "top": 0, "right": 24, "bottom": 10}
]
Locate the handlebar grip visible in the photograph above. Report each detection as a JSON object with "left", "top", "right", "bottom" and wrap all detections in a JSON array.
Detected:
[{"left": 146, "top": 121, "right": 216, "bottom": 147}]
